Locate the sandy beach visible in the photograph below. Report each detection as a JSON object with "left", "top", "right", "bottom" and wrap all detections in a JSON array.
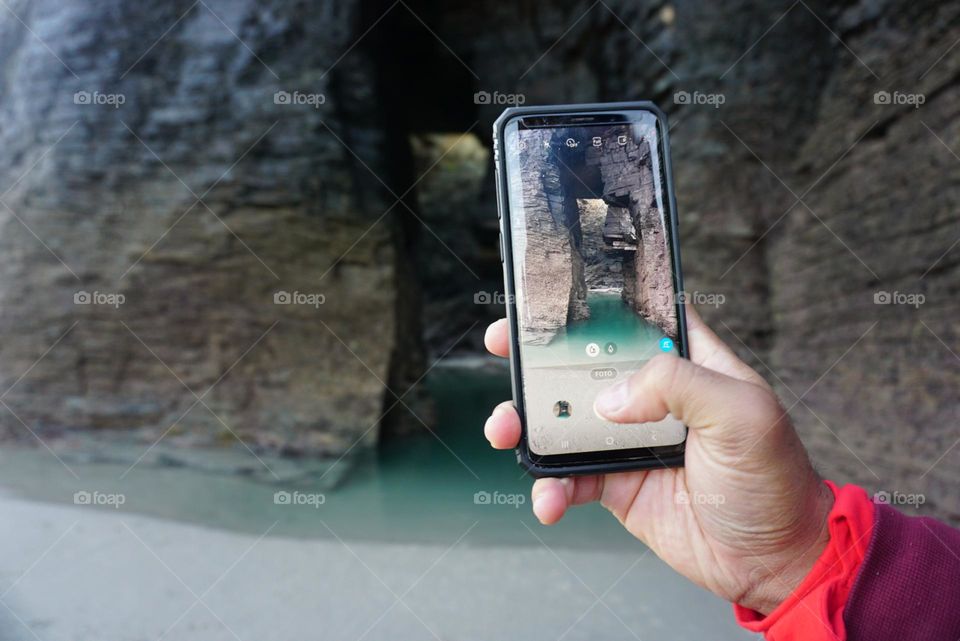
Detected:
[
  {"left": 0, "top": 492, "right": 753, "bottom": 641},
  {"left": 0, "top": 370, "right": 752, "bottom": 641}
]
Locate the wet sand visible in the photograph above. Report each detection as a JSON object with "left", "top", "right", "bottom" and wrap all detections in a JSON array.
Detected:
[
  {"left": 0, "top": 368, "right": 750, "bottom": 641},
  {"left": 0, "top": 493, "right": 752, "bottom": 641}
]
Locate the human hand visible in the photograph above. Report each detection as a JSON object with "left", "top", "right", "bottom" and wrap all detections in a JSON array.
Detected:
[{"left": 482, "top": 306, "right": 833, "bottom": 615}]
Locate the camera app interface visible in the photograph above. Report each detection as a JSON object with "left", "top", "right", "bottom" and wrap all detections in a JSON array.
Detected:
[{"left": 504, "top": 111, "right": 685, "bottom": 456}]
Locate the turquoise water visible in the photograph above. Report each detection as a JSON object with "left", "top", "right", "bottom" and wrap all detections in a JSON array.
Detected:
[
  {"left": 0, "top": 366, "right": 641, "bottom": 550},
  {"left": 522, "top": 291, "right": 672, "bottom": 369}
]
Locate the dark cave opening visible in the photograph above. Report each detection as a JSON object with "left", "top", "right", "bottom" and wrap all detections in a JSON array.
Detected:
[{"left": 357, "top": 0, "right": 488, "bottom": 446}]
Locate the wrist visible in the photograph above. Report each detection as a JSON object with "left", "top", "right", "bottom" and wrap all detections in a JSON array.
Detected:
[
  {"left": 737, "top": 480, "right": 835, "bottom": 615},
  {"left": 733, "top": 482, "right": 876, "bottom": 639}
]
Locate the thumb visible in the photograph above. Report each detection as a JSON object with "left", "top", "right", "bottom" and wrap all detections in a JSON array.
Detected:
[{"left": 593, "top": 354, "right": 782, "bottom": 440}]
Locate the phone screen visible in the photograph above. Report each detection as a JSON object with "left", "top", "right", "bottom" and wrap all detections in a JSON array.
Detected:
[{"left": 502, "top": 109, "right": 685, "bottom": 457}]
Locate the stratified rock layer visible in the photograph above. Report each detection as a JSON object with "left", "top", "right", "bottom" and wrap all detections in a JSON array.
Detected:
[
  {"left": 586, "top": 130, "right": 677, "bottom": 338},
  {"left": 0, "top": 0, "right": 426, "bottom": 458},
  {"left": 514, "top": 128, "right": 589, "bottom": 345},
  {"left": 579, "top": 199, "right": 628, "bottom": 291},
  {"left": 441, "top": 0, "right": 960, "bottom": 521},
  {"left": 1, "top": 0, "right": 959, "bottom": 525},
  {"left": 515, "top": 125, "right": 677, "bottom": 342}
]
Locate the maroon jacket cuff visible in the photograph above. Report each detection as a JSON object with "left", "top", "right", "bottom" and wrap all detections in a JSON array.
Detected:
[{"left": 844, "top": 502, "right": 960, "bottom": 640}]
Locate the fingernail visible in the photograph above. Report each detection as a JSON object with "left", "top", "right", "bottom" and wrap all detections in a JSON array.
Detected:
[
  {"left": 483, "top": 415, "right": 495, "bottom": 440},
  {"left": 532, "top": 495, "right": 547, "bottom": 519},
  {"left": 492, "top": 403, "right": 511, "bottom": 417},
  {"left": 595, "top": 380, "right": 629, "bottom": 417}
]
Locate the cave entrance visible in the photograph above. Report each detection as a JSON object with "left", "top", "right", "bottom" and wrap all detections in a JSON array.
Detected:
[{"left": 358, "top": 0, "right": 492, "bottom": 446}]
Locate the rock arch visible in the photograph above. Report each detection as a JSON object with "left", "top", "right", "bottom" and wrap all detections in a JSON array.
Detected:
[{"left": 516, "top": 125, "right": 677, "bottom": 344}]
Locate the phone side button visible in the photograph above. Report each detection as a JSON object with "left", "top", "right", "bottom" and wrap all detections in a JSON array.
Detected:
[
  {"left": 494, "top": 162, "right": 502, "bottom": 220},
  {"left": 498, "top": 233, "right": 504, "bottom": 263}
]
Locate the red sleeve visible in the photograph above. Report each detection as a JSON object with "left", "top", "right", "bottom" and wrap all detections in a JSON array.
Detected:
[{"left": 732, "top": 481, "right": 874, "bottom": 641}]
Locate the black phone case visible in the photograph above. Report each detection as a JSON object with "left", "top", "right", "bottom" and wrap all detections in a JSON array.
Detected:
[{"left": 492, "top": 101, "right": 689, "bottom": 478}]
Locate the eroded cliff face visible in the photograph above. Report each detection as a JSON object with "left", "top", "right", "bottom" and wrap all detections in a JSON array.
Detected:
[
  {"left": 436, "top": 0, "right": 960, "bottom": 520},
  {"left": 514, "top": 128, "right": 589, "bottom": 345},
  {"left": 0, "top": 0, "right": 427, "bottom": 459},
  {"left": 1, "top": 0, "right": 959, "bottom": 521},
  {"left": 513, "top": 123, "right": 678, "bottom": 343},
  {"left": 586, "top": 131, "right": 677, "bottom": 338},
  {"left": 579, "top": 199, "right": 627, "bottom": 291}
]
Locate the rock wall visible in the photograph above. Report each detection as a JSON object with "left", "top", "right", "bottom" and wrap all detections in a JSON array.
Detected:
[
  {"left": 767, "top": 1, "right": 960, "bottom": 518},
  {"left": 438, "top": 0, "right": 960, "bottom": 521},
  {"left": 515, "top": 128, "right": 589, "bottom": 344},
  {"left": 587, "top": 130, "right": 677, "bottom": 338},
  {"left": 0, "top": 0, "right": 426, "bottom": 458},
  {"left": 579, "top": 199, "right": 627, "bottom": 291},
  {"left": 2, "top": 0, "right": 959, "bottom": 521},
  {"left": 514, "top": 125, "right": 678, "bottom": 342}
]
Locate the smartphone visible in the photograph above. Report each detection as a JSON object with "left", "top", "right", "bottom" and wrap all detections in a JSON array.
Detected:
[{"left": 492, "top": 102, "right": 689, "bottom": 477}]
